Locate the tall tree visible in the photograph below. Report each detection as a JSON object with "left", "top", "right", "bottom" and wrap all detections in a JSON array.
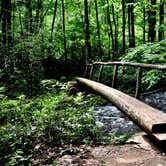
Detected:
[
  {"left": 122, "top": 0, "right": 126, "bottom": 54},
  {"left": 94, "top": 0, "right": 102, "bottom": 59},
  {"left": 158, "top": 0, "right": 164, "bottom": 41},
  {"left": 143, "top": 3, "right": 146, "bottom": 43},
  {"left": 50, "top": 0, "right": 58, "bottom": 41},
  {"left": 62, "top": 0, "right": 67, "bottom": 61},
  {"left": 25, "top": 0, "right": 33, "bottom": 34},
  {"left": 35, "top": 0, "right": 43, "bottom": 32},
  {"left": 1, "top": 0, "right": 7, "bottom": 44},
  {"left": 1, "top": 0, "right": 12, "bottom": 45},
  {"left": 112, "top": 4, "right": 118, "bottom": 56},
  {"left": 128, "top": 0, "right": 135, "bottom": 47},
  {"left": 148, "top": 0, "right": 157, "bottom": 42},
  {"left": 84, "top": 0, "right": 91, "bottom": 64},
  {"left": 106, "top": 0, "right": 114, "bottom": 59}
]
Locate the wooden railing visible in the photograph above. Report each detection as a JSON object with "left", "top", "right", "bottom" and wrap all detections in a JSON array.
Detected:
[{"left": 84, "top": 61, "right": 166, "bottom": 98}]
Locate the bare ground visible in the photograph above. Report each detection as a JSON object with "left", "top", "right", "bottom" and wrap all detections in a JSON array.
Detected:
[{"left": 56, "top": 134, "right": 166, "bottom": 166}]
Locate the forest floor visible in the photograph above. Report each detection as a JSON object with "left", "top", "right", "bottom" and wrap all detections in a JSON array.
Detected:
[{"left": 32, "top": 133, "right": 166, "bottom": 166}]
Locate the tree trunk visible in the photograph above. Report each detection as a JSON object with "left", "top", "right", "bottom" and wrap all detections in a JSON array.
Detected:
[
  {"left": 25, "top": 0, "right": 33, "bottom": 34},
  {"left": 128, "top": 0, "right": 135, "bottom": 48},
  {"left": 6, "top": 0, "right": 12, "bottom": 45},
  {"left": 50, "top": 0, "right": 58, "bottom": 41},
  {"left": 84, "top": 0, "right": 91, "bottom": 65},
  {"left": 112, "top": 4, "right": 118, "bottom": 57},
  {"left": 106, "top": 0, "right": 114, "bottom": 60},
  {"left": 76, "top": 77, "right": 166, "bottom": 144},
  {"left": 62, "top": 0, "right": 67, "bottom": 61},
  {"left": 143, "top": 6, "right": 146, "bottom": 43},
  {"left": 1, "top": 0, "right": 7, "bottom": 44},
  {"left": 94, "top": 0, "right": 102, "bottom": 59},
  {"left": 35, "top": 0, "right": 43, "bottom": 32},
  {"left": 148, "top": 0, "right": 156, "bottom": 42},
  {"left": 158, "top": 0, "right": 164, "bottom": 41},
  {"left": 128, "top": 2, "right": 131, "bottom": 47},
  {"left": 122, "top": 0, "right": 126, "bottom": 54},
  {"left": 130, "top": 1, "right": 135, "bottom": 47},
  {"left": 1, "top": 0, "right": 12, "bottom": 45},
  {"left": 18, "top": 5, "right": 24, "bottom": 37}
]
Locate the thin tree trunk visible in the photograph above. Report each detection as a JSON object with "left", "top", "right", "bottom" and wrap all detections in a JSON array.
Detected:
[
  {"left": 128, "top": 2, "right": 131, "bottom": 47},
  {"left": 6, "top": 0, "right": 12, "bottom": 45},
  {"left": 122, "top": 0, "right": 126, "bottom": 54},
  {"left": 35, "top": 0, "right": 43, "bottom": 32},
  {"left": 128, "top": 1, "right": 135, "bottom": 48},
  {"left": 112, "top": 4, "right": 118, "bottom": 57},
  {"left": 50, "top": 0, "right": 58, "bottom": 41},
  {"left": 148, "top": 0, "right": 156, "bottom": 42},
  {"left": 25, "top": 0, "right": 33, "bottom": 34},
  {"left": 95, "top": 0, "right": 102, "bottom": 59},
  {"left": 12, "top": 0, "right": 16, "bottom": 43},
  {"left": 84, "top": 0, "right": 91, "bottom": 64},
  {"left": 62, "top": 0, "right": 67, "bottom": 61},
  {"left": 18, "top": 6, "right": 24, "bottom": 37},
  {"left": 130, "top": 1, "right": 135, "bottom": 47},
  {"left": 106, "top": 0, "right": 114, "bottom": 60},
  {"left": 158, "top": 0, "right": 164, "bottom": 41},
  {"left": 1, "top": 0, "right": 7, "bottom": 44},
  {"left": 143, "top": 6, "right": 146, "bottom": 43}
]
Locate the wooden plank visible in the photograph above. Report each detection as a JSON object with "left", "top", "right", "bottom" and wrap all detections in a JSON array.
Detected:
[{"left": 76, "top": 77, "right": 166, "bottom": 142}]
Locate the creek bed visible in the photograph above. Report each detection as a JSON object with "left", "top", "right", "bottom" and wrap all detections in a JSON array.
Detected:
[{"left": 95, "top": 91, "right": 166, "bottom": 136}]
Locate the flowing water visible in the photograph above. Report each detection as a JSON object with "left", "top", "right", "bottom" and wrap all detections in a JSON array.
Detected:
[{"left": 94, "top": 91, "right": 166, "bottom": 136}]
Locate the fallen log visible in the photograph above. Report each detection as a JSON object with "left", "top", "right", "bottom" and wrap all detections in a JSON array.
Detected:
[{"left": 76, "top": 77, "right": 166, "bottom": 143}]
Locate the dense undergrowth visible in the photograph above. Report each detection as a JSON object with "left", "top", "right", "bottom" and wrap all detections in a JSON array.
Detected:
[{"left": 0, "top": 80, "right": 130, "bottom": 165}]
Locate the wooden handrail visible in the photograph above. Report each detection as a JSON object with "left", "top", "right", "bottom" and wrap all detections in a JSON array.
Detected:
[
  {"left": 93, "top": 61, "right": 166, "bottom": 70},
  {"left": 83, "top": 61, "right": 166, "bottom": 97}
]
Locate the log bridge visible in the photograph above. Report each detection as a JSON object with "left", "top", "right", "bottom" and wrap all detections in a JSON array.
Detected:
[{"left": 77, "top": 61, "right": 166, "bottom": 144}]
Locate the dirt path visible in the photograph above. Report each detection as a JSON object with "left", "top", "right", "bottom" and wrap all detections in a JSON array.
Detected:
[{"left": 56, "top": 134, "right": 166, "bottom": 166}]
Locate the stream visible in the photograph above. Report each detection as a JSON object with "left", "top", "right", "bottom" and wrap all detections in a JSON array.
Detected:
[{"left": 94, "top": 91, "right": 166, "bottom": 136}]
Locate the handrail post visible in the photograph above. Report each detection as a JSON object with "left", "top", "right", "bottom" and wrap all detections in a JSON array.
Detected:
[
  {"left": 135, "top": 67, "right": 142, "bottom": 98},
  {"left": 112, "top": 65, "right": 118, "bottom": 88},
  {"left": 97, "top": 64, "right": 104, "bottom": 82},
  {"left": 83, "top": 65, "right": 88, "bottom": 78},
  {"left": 89, "top": 64, "right": 93, "bottom": 79}
]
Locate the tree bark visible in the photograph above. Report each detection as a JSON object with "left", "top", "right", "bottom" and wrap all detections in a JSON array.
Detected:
[
  {"left": 62, "top": 0, "right": 67, "bottom": 61},
  {"left": 143, "top": 6, "right": 146, "bottom": 43},
  {"left": 106, "top": 0, "right": 114, "bottom": 59},
  {"left": 148, "top": 0, "right": 156, "bottom": 42},
  {"left": 35, "top": 0, "right": 43, "bottom": 32},
  {"left": 158, "top": 0, "right": 164, "bottom": 41},
  {"left": 112, "top": 4, "right": 118, "bottom": 57},
  {"left": 94, "top": 0, "right": 102, "bottom": 59},
  {"left": 50, "top": 0, "right": 58, "bottom": 41},
  {"left": 122, "top": 0, "right": 126, "bottom": 54},
  {"left": 6, "top": 0, "right": 12, "bottom": 45},
  {"left": 128, "top": 0, "right": 135, "bottom": 48},
  {"left": 1, "top": 0, "right": 7, "bottom": 44},
  {"left": 25, "top": 0, "right": 33, "bottom": 34},
  {"left": 1, "top": 0, "right": 12, "bottom": 45},
  {"left": 84, "top": 0, "right": 91, "bottom": 65}
]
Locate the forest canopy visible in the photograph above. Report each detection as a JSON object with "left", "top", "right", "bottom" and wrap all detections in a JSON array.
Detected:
[{"left": 0, "top": 0, "right": 165, "bottom": 93}]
